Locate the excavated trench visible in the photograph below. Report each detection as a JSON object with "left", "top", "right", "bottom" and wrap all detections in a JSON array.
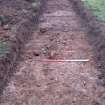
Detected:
[{"left": 0, "top": 0, "right": 105, "bottom": 105}]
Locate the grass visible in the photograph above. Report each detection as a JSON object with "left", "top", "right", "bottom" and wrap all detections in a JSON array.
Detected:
[
  {"left": 0, "top": 40, "right": 9, "bottom": 57},
  {"left": 83, "top": 0, "right": 105, "bottom": 23}
]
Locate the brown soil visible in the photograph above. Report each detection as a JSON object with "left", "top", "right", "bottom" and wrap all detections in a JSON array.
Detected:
[
  {"left": 0, "top": 0, "right": 44, "bottom": 93},
  {"left": 0, "top": 0, "right": 105, "bottom": 105},
  {"left": 0, "top": 0, "right": 36, "bottom": 38}
]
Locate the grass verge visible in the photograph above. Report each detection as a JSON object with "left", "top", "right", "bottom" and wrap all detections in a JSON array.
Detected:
[{"left": 83, "top": 0, "right": 105, "bottom": 23}]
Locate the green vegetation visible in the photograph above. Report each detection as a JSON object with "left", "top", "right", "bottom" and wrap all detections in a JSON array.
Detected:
[
  {"left": 0, "top": 40, "right": 9, "bottom": 57},
  {"left": 83, "top": 0, "right": 105, "bottom": 22}
]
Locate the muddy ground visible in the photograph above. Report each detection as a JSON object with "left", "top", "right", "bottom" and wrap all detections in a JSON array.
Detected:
[{"left": 0, "top": 0, "right": 105, "bottom": 105}]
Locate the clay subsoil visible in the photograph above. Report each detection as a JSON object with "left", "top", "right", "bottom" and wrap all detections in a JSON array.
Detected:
[{"left": 0, "top": 0, "right": 105, "bottom": 105}]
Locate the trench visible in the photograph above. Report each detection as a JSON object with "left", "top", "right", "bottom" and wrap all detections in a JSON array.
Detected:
[{"left": 0, "top": 0, "right": 105, "bottom": 105}]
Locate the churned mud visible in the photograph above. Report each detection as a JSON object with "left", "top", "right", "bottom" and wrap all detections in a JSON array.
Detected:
[{"left": 0, "top": 0, "right": 105, "bottom": 105}]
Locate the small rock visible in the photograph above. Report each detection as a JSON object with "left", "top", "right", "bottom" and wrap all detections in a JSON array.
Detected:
[
  {"left": 48, "top": 51, "right": 57, "bottom": 59},
  {"left": 11, "top": 25, "right": 17, "bottom": 33},
  {"left": 32, "top": 2, "right": 41, "bottom": 8},
  {"left": 36, "top": 84, "right": 41, "bottom": 87},
  {"left": 3, "top": 24, "right": 10, "bottom": 30},
  {"left": 39, "top": 28, "right": 47, "bottom": 33},
  {"left": 22, "top": 9, "right": 28, "bottom": 14},
  {"left": 39, "top": 18, "right": 45, "bottom": 22},
  {"left": 31, "top": 2, "right": 41, "bottom": 12}
]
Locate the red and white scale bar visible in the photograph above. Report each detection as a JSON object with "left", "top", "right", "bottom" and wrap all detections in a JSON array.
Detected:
[
  {"left": 37, "top": 59, "right": 90, "bottom": 62},
  {"left": 34, "top": 50, "right": 89, "bottom": 62}
]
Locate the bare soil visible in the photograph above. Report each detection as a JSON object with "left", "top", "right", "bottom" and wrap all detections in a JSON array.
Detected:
[
  {"left": 0, "top": 0, "right": 105, "bottom": 105},
  {"left": 0, "top": 0, "right": 36, "bottom": 39},
  {"left": 0, "top": 0, "right": 43, "bottom": 93},
  {"left": 70, "top": 0, "right": 105, "bottom": 86}
]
